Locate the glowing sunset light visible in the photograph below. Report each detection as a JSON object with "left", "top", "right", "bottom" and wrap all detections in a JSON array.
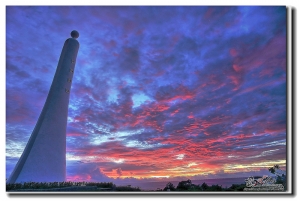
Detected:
[
  {"left": 151, "top": 176, "right": 170, "bottom": 178},
  {"left": 111, "top": 158, "right": 125, "bottom": 164},
  {"left": 176, "top": 154, "right": 185, "bottom": 160},
  {"left": 187, "top": 162, "right": 198, "bottom": 167}
]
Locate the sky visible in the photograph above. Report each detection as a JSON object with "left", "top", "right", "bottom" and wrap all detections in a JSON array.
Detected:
[{"left": 6, "top": 6, "right": 287, "bottom": 185}]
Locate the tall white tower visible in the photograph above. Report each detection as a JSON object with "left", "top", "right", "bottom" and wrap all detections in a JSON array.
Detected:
[{"left": 7, "top": 31, "right": 80, "bottom": 183}]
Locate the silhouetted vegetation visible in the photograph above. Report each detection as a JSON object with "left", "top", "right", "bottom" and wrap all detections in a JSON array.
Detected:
[
  {"left": 226, "top": 183, "right": 246, "bottom": 191},
  {"left": 7, "top": 165, "right": 285, "bottom": 192},
  {"left": 200, "top": 182, "right": 209, "bottom": 190},
  {"left": 162, "top": 180, "right": 231, "bottom": 191},
  {"left": 160, "top": 165, "right": 286, "bottom": 192},
  {"left": 163, "top": 182, "right": 176, "bottom": 191},
  {"left": 6, "top": 181, "right": 144, "bottom": 192},
  {"left": 85, "top": 182, "right": 114, "bottom": 188},
  {"left": 115, "top": 185, "right": 141, "bottom": 191},
  {"left": 175, "top": 180, "right": 225, "bottom": 191},
  {"left": 268, "top": 164, "right": 286, "bottom": 190},
  {"left": 176, "top": 179, "right": 193, "bottom": 191},
  {"left": 162, "top": 180, "right": 247, "bottom": 191},
  {"left": 7, "top": 181, "right": 115, "bottom": 191}
]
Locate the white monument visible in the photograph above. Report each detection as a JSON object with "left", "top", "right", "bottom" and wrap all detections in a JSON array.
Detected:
[{"left": 7, "top": 31, "right": 80, "bottom": 183}]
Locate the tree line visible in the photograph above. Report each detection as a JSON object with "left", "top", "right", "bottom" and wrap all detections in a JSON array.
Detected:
[
  {"left": 7, "top": 165, "right": 286, "bottom": 192},
  {"left": 159, "top": 179, "right": 246, "bottom": 191}
]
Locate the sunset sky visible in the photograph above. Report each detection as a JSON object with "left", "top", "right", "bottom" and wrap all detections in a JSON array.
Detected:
[{"left": 6, "top": 6, "right": 287, "bottom": 183}]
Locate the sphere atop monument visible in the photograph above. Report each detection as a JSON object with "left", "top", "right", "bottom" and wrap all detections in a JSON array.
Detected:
[{"left": 71, "top": 30, "right": 79, "bottom": 39}]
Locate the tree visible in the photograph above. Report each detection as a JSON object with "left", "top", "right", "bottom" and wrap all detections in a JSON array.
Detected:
[
  {"left": 176, "top": 179, "right": 192, "bottom": 191},
  {"left": 209, "top": 184, "right": 222, "bottom": 191},
  {"left": 268, "top": 164, "right": 286, "bottom": 190},
  {"left": 226, "top": 184, "right": 246, "bottom": 191},
  {"left": 163, "top": 182, "right": 176, "bottom": 191},
  {"left": 201, "top": 182, "right": 209, "bottom": 191}
]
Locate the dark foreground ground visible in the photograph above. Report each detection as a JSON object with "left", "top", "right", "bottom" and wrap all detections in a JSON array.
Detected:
[
  {"left": 6, "top": 178, "right": 286, "bottom": 192},
  {"left": 8, "top": 186, "right": 111, "bottom": 192}
]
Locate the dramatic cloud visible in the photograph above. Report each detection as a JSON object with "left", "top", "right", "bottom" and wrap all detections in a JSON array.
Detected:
[{"left": 6, "top": 6, "right": 286, "bottom": 185}]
